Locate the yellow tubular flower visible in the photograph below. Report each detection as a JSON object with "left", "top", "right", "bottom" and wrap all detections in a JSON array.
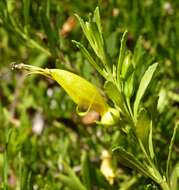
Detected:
[
  {"left": 49, "top": 69, "right": 109, "bottom": 116},
  {"left": 100, "top": 150, "right": 115, "bottom": 185},
  {"left": 12, "top": 64, "right": 119, "bottom": 125}
]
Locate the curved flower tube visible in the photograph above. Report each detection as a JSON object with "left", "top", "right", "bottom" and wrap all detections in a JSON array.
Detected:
[{"left": 12, "top": 63, "right": 119, "bottom": 125}]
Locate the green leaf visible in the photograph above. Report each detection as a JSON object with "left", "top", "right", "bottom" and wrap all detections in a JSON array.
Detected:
[
  {"left": 72, "top": 40, "right": 105, "bottom": 77},
  {"left": 87, "top": 22, "right": 105, "bottom": 63},
  {"left": 148, "top": 124, "right": 154, "bottom": 160},
  {"left": 133, "top": 62, "right": 158, "bottom": 120},
  {"left": 124, "top": 72, "right": 134, "bottom": 100},
  {"left": 59, "top": 162, "right": 86, "bottom": 190},
  {"left": 75, "top": 10, "right": 107, "bottom": 66},
  {"left": 58, "top": 174, "right": 86, "bottom": 190},
  {"left": 121, "top": 51, "right": 133, "bottom": 79},
  {"left": 81, "top": 152, "right": 91, "bottom": 190},
  {"left": 75, "top": 14, "right": 91, "bottom": 44},
  {"left": 117, "top": 30, "right": 128, "bottom": 82},
  {"left": 75, "top": 15, "right": 96, "bottom": 54},
  {"left": 93, "top": 7, "right": 103, "bottom": 45},
  {"left": 104, "top": 81, "right": 125, "bottom": 112},
  {"left": 23, "top": 0, "right": 30, "bottom": 31},
  {"left": 58, "top": 174, "right": 72, "bottom": 187},
  {"left": 166, "top": 122, "right": 179, "bottom": 181},
  {"left": 135, "top": 109, "right": 151, "bottom": 148},
  {"left": 113, "top": 146, "right": 156, "bottom": 181}
]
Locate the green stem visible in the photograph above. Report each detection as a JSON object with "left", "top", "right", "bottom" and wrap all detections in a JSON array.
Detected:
[
  {"left": 126, "top": 98, "right": 134, "bottom": 121},
  {"left": 160, "top": 181, "right": 170, "bottom": 190},
  {"left": 166, "top": 121, "right": 179, "bottom": 180}
]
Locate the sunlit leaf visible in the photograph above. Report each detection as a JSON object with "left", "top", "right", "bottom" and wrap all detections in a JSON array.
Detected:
[
  {"left": 117, "top": 30, "right": 128, "bottom": 81},
  {"left": 133, "top": 62, "right": 158, "bottom": 120},
  {"left": 148, "top": 124, "right": 154, "bottom": 160}
]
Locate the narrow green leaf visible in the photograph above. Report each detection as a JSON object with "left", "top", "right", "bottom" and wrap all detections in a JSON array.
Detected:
[
  {"left": 113, "top": 146, "right": 156, "bottom": 181},
  {"left": 121, "top": 51, "right": 133, "bottom": 79},
  {"left": 133, "top": 62, "right": 158, "bottom": 120},
  {"left": 81, "top": 152, "right": 91, "bottom": 190},
  {"left": 135, "top": 109, "right": 151, "bottom": 147},
  {"left": 166, "top": 122, "right": 179, "bottom": 180},
  {"left": 93, "top": 7, "right": 103, "bottom": 45},
  {"left": 58, "top": 174, "right": 85, "bottom": 190},
  {"left": 117, "top": 30, "right": 128, "bottom": 81},
  {"left": 87, "top": 22, "right": 106, "bottom": 65},
  {"left": 75, "top": 14, "right": 92, "bottom": 46},
  {"left": 58, "top": 174, "right": 71, "bottom": 185},
  {"left": 90, "top": 22, "right": 105, "bottom": 63},
  {"left": 23, "top": 0, "right": 30, "bottom": 31},
  {"left": 72, "top": 40, "right": 105, "bottom": 77},
  {"left": 124, "top": 72, "right": 134, "bottom": 99},
  {"left": 85, "top": 22, "right": 96, "bottom": 49},
  {"left": 148, "top": 124, "right": 154, "bottom": 160},
  {"left": 61, "top": 162, "right": 86, "bottom": 190},
  {"left": 45, "top": 0, "right": 50, "bottom": 19},
  {"left": 76, "top": 11, "right": 107, "bottom": 66}
]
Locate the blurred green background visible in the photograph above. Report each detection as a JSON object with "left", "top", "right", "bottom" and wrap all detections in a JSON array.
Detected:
[{"left": 0, "top": 0, "right": 179, "bottom": 189}]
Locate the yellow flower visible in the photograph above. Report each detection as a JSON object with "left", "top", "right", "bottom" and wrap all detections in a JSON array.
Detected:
[
  {"left": 12, "top": 63, "right": 119, "bottom": 125},
  {"left": 100, "top": 150, "right": 115, "bottom": 185},
  {"left": 50, "top": 69, "right": 108, "bottom": 116}
]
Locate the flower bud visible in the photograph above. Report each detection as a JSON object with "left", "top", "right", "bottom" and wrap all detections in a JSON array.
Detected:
[{"left": 100, "top": 108, "right": 119, "bottom": 126}]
